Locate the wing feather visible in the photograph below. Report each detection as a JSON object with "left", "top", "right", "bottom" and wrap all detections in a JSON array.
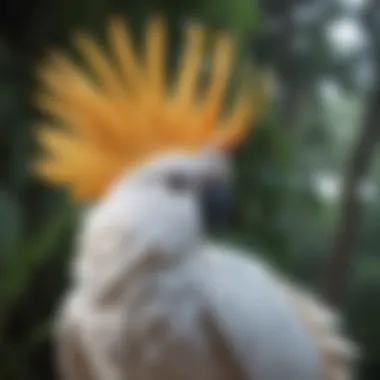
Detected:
[{"left": 198, "top": 243, "right": 322, "bottom": 380}]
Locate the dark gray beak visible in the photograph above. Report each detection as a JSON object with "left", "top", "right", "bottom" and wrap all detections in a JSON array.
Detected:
[{"left": 201, "top": 180, "right": 236, "bottom": 231}]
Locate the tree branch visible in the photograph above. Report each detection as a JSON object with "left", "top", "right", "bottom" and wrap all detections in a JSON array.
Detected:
[{"left": 323, "top": 84, "right": 380, "bottom": 307}]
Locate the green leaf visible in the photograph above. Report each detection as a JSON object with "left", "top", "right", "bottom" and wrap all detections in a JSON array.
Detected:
[{"left": 0, "top": 198, "right": 76, "bottom": 315}]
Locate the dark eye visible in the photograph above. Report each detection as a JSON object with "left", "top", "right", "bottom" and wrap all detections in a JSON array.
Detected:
[{"left": 166, "top": 173, "right": 191, "bottom": 193}]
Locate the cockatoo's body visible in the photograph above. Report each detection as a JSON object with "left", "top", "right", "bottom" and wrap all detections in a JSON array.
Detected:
[
  {"left": 56, "top": 151, "right": 357, "bottom": 380},
  {"left": 33, "top": 15, "right": 358, "bottom": 380}
]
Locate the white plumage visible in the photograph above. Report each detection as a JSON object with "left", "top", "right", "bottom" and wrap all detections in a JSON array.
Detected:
[{"left": 56, "top": 149, "right": 358, "bottom": 380}]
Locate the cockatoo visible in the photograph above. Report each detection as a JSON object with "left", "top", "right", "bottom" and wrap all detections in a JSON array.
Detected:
[{"left": 33, "top": 14, "right": 359, "bottom": 380}]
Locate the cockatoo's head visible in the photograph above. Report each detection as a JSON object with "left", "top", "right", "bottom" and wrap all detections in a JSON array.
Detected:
[
  {"left": 85, "top": 147, "right": 233, "bottom": 256},
  {"left": 33, "top": 16, "right": 269, "bottom": 261}
]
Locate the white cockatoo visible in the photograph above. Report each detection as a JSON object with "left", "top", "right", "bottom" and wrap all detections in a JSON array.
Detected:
[{"left": 33, "top": 14, "right": 359, "bottom": 380}]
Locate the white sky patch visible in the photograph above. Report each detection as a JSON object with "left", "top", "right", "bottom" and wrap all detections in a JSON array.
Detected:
[
  {"left": 327, "top": 18, "right": 367, "bottom": 57},
  {"left": 313, "top": 172, "right": 376, "bottom": 203},
  {"left": 314, "top": 173, "right": 341, "bottom": 201}
]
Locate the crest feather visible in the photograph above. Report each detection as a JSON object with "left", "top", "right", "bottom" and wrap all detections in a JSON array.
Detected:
[{"left": 34, "top": 14, "right": 270, "bottom": 201}]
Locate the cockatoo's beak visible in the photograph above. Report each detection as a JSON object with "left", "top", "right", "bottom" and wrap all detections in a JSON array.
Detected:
[
  {"left": 200, "top": 146, "right": 236, "bottom": 232},
  {"left": 201, "top": 178, "right": 236, "bottom": 232}
]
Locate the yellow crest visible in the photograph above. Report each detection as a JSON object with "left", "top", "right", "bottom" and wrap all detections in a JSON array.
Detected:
[{"left": 34, "top": 15, "right": 270, "bottom": 201}]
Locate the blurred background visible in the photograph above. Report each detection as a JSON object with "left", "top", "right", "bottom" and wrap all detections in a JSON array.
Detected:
[{"left": 0, "top": 0, "right": 379, "bottom": 379}]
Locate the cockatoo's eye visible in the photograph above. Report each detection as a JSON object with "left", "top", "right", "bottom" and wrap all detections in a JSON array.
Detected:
[{"left": 165, "top": 172, "right": 192, "bottom": 193}]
